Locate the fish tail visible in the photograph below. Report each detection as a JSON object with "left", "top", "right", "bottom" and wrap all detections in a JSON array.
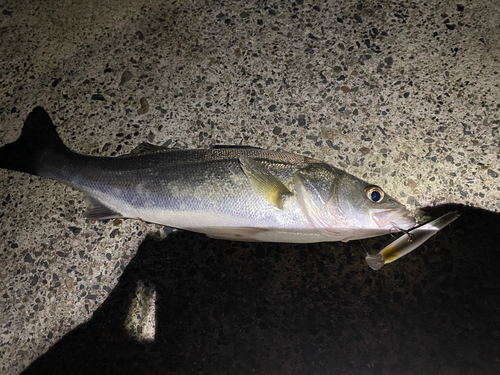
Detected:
[{"left": 0, "top": 107, "right": 70, "bottom": 176}]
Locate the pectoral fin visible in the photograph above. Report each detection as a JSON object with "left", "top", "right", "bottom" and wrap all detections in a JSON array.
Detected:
[{"left": 239, "top": 156, "right": 292, "bottom": 209}]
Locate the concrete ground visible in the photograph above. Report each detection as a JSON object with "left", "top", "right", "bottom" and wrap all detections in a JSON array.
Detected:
[{"left": 0, "top": 0, "right": 499, "bottom": 374}]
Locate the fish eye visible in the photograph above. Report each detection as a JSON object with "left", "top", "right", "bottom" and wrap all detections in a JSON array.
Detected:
[{"left": 365, "top": 186, "right": 385, "bottom": 203}]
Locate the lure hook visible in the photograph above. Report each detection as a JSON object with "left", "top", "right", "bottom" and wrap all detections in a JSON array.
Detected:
[{"left": 390, "top": 222, "right": 415, "bottom": 243}]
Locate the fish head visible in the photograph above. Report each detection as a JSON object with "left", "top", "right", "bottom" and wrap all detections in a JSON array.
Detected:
[{"left": 294, "top": 164, "right": 416, "bottom": 240}]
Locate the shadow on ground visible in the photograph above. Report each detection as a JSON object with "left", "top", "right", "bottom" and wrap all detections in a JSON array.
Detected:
[{"left": 22, "top": 204, "right": 500, "bottom": 374}]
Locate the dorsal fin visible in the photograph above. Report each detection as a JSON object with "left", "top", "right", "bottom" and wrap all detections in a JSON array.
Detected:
[
  {"left": 118, "top": 143, "right": 168, "bottom": 157},
  {"left": 210, "top": 145, "right": 263, "bottom": 150}
]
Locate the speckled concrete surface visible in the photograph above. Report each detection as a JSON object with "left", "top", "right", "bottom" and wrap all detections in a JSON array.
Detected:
[{"left": 0, "top": 0, "right": 499, "bottom": 374}]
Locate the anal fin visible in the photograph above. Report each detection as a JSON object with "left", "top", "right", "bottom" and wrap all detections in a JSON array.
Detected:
[
  {"left": 83, "top": 196, "right": 123, "bottom": 220},
  {"left": 200, "top": 227, "right": 268, "bottom": 241}
]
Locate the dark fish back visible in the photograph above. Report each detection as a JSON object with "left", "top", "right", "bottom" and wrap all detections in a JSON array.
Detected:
[{"left": 117, "top": 147, "right": 321, "bottom": 168}]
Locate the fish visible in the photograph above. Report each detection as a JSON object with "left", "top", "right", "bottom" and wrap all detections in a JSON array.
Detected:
[
  {"left": 365, "top": 211, "right": 461, "bottom": 270},
  {"left": 0, "top": 107, "right": 416, "bottom": 243}
]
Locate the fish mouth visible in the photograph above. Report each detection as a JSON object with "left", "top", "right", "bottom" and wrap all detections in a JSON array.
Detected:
[{"left": 371, "top": 208, "right": 416, "bottom": 230}]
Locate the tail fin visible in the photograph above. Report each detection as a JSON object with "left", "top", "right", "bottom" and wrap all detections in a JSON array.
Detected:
[{"left": 0, "top": 107, "right": 69, "bottom": 176}]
